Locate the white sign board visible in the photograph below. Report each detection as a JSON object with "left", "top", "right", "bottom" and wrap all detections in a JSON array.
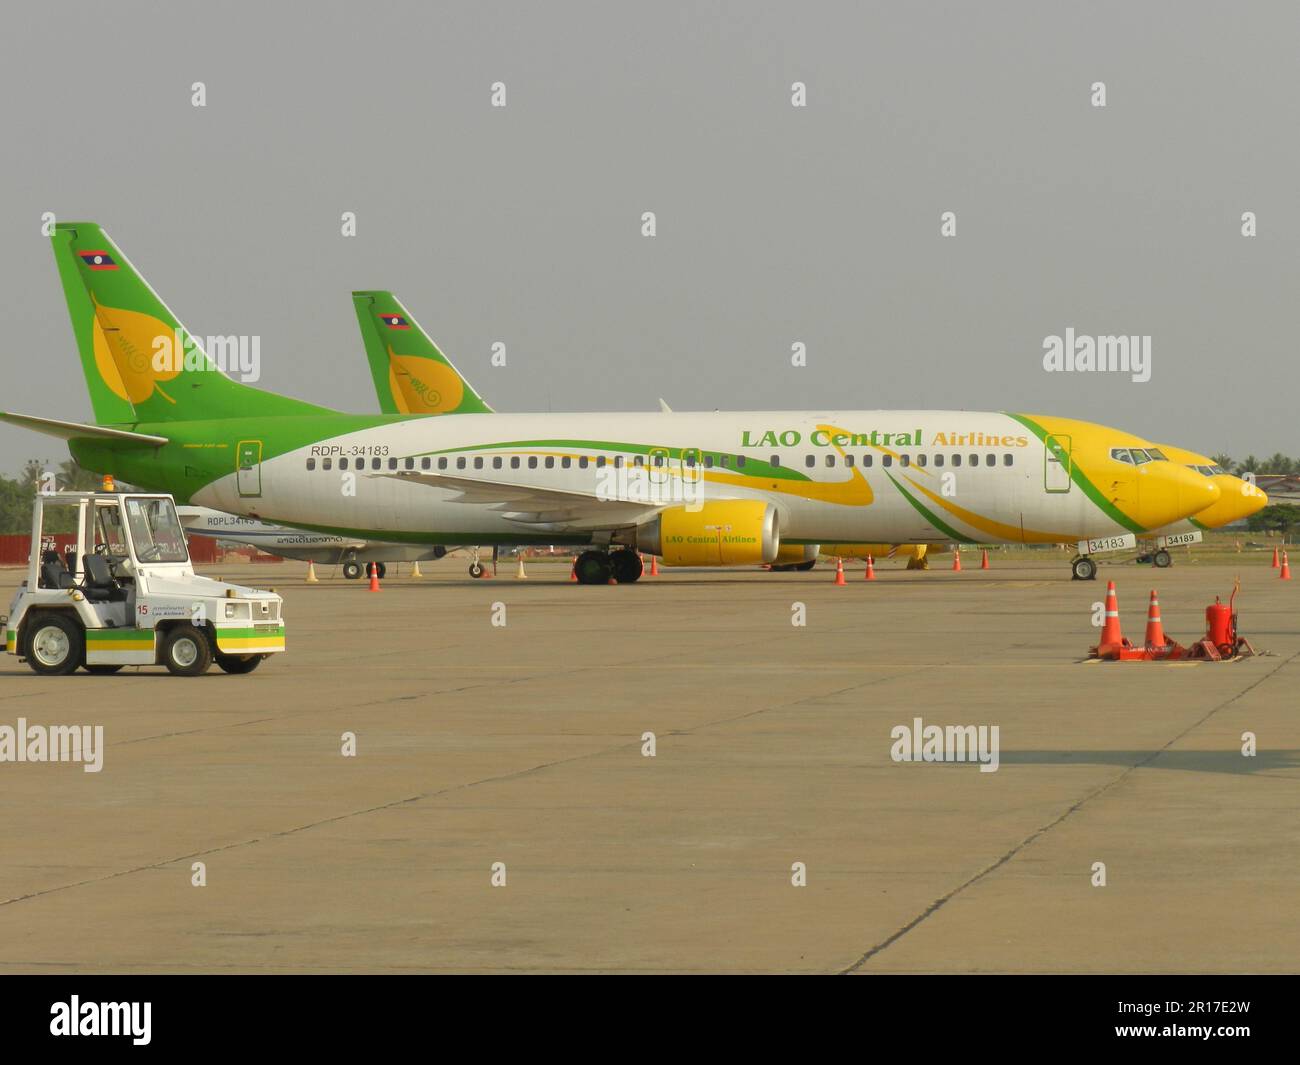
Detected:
[{"left": 1077, "top": 533, "right": 1137, "bottom": 555}]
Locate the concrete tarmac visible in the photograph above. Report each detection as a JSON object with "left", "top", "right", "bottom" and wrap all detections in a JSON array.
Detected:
[{"left": 0, "top": 554, "right": 1296, "bottom": 973}]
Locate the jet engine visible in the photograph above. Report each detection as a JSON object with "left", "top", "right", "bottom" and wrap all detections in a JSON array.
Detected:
[{"left": 634, "top": 500, "right": 779, "bottom": 566}]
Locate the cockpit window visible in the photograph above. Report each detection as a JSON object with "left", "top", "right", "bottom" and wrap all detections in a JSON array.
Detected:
[
  {"left": 1130, "top": 449, "right": 1152, "bottom": 465},
  {"left": 1110, "top": 448, "right": 1135, "bottom": 464},
  {"left": 1145, "top": 448, "right": 1167, "bottom": 461},
  {"left": 1210, "top": 465, "right": 1227, "bottom": 475}
]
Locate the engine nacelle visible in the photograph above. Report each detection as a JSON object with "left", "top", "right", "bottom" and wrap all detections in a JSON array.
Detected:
[
  {"left": 636, "top": 501, "right": 780, "bottom": 566},
  {"left": 772, "top": 543, "right": 819, "bottom": 566}
]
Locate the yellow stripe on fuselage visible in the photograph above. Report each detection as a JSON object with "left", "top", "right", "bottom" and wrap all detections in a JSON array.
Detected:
[{"left": 901, "top": 473, "right": 1075, "bottom": 543}]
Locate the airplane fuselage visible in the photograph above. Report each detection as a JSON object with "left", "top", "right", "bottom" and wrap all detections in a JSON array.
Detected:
[{"left": 74, "top": 409, "right": 1215, "bottom": 550}]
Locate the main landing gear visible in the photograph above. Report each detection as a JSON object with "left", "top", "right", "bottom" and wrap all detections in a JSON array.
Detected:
[
  {"left": 342, "top": 557, "right": 385, "bottom": 580},
  {"left": 574, "top": 549, "right": 643, "bottom": 585}
]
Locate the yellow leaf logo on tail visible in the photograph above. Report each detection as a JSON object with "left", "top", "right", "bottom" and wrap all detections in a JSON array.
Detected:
[
  {"left": 388, "top": 347, "right": 465, "bottom": 414},
  {"left": 90, "top": 295, "right": 182, "bottom": 405}
]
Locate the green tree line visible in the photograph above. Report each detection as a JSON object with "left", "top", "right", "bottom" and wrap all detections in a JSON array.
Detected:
[
  {"left": 1212, "top": 454, "right": 1300, "bottom": 476},
  {"left": 0, "top": 460, "right": 103, "bottom": 535}
]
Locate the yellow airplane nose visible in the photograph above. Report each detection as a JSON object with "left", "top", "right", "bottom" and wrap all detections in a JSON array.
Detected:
[
  {"left": 1191, "top": 475, "right": 1269, "bottom": 528},
  {"left": 1134, "top": 461, "right": 1222, "bottom": 530}
]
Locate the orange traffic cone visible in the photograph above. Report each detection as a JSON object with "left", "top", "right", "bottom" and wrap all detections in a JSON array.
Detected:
[
  {"left": 1143, "top": 590, "right": 1171, "bottom": 651},
  {"left": 980, "top": 549, "right": 989, "bottom": 570},
  {"left": 952, "top": 549, "right": 962, "bottom": 572},
  {"left": 569, "top": 556, "right": 578, "bottom": 581},
  {"left": 1092, "top": 580, "right": 1129, "bottom": 657},
  {"left": 368, "top": 562, "right": 381, "bottom": 592},
  {"left": 1281, "top": 552, "right": 1292, "bottom": 580},
  {"left": 864, "top": 554, "right": 876, "bottom": 581},
  {"left": 649, "top": 556, "right": 660, "bottom": 577},
  {"left": 1272, "top": 547, "right": 1280, "bottom": 568},
  {"left": 834, "top": 558, "right": 846, "bottom": 585}
]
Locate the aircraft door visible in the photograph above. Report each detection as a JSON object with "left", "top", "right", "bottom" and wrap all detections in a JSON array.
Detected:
[
  {"left": 237, "top": 440, "right": 263, "bottom": 498},
  {"left": 1044, "top": 434, "right": 1072, "bottom": 493}
]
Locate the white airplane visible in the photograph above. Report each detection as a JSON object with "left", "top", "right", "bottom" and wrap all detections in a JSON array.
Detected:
[
  {"left": 175, "top": 506, "right": 450, "bottom": 579},
  {"left": 1, "top": 223, "right": 1232, "bottom": 585}
]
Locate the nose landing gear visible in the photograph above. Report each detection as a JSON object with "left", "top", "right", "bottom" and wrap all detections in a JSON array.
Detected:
[{"left": 1071, "top": 556, "right": 1098, "bottom": 581}]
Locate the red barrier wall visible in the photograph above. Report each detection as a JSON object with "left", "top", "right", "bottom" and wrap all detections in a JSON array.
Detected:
[{"left": 0, "top": 533, "right": 230, "bottom": 566}]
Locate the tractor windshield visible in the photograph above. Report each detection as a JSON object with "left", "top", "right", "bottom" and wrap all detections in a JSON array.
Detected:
[
  {"left": 94, "top": 503, "right": 131, "bottom": 560},
  {"left": 124, "top": 497, "right": 190, "bottom": 563}
]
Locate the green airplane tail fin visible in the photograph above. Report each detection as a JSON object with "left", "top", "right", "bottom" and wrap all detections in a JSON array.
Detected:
[
  {"left": 352, "top": 291, "right": 493, "bottom": 415},
  {"left": 51, "top": 222, "right": 335, "bottom": 424}
]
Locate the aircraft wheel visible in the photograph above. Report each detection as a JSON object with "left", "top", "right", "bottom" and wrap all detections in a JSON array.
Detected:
[
  {"left": 162, "top": 624, "right": 212, "bottom": 676},
  {"left": 610, "top": 549, "right": 644, "bottom": 583},
  {"left": 26, "top": 613, "right": 84, "bottom": 676},
  {"left": 342, "top": 560, "right": 362, "bottom": 580},
  {"left": 215, "top": 652, "right": 264, "bottom": 674},
  {"left": 795, "top": 559, "right": 817, "bottom": 572},
  {"left": 1072, "top": 557, "right": 1098, "bottom": 581},
  {"left": 1153, "top": 549, "right": 1172, "bottom": 569},
  {"left": 469, "top": 561, "right": 486, "bottom": 579},
  {"left": 574, "top": 551, "right": 613, "bottom": 585},
  {"left": 375, "top": 562, "right": 387, "bottom": 579}
]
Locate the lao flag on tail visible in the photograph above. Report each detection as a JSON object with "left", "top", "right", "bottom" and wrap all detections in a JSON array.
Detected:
[
  {"left": 379, "top": 313, "right": 410, "bottom": 330},
  {"left": 78, "top": 250, "right": 119, "bottom": 270}
]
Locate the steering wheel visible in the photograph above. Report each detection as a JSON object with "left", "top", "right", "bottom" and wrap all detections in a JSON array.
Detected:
[{"left": 136, "top": 543, "right": 164, "bottom": 562}]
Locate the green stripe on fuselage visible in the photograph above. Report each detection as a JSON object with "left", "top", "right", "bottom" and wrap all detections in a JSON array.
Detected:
[
  {"left": 71, "top": 418, "right": 812, "bottom": 503},
  {"left": 885, "top": 472, "right": 972, "bottom": 543},
  {"left": 1006, "top": 413, "right": 1145, "bottom": 534}
]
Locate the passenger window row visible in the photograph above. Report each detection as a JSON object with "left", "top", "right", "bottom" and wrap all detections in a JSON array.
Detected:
[
  {"left": 304, "top": 451, "right": 1016, "bottom": 472},
  {"left": 305, "top": 453, "right": 650, "bottom": 472},
  {"left": 799, "top": 452, "right": 1014, "bottom": 469}
]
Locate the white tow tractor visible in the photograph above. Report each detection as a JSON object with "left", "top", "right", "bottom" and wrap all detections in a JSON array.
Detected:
[{"left": 3, "top": 489, "right": 285, "bottom": 676}]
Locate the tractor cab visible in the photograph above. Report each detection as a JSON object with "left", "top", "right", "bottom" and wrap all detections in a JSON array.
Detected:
[{"left": 4, "top": 489, "right": 285, "bottom": 676}]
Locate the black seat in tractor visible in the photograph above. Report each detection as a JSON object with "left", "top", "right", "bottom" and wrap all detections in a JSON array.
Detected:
[
  {"left": 82, "top": 554, "right": 127, "bottom": 603},
  {"left": 39, "top": 551, "right": 76, "bottom": 590}
]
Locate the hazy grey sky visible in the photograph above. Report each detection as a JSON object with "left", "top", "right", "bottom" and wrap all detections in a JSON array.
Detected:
[{"left": 2, "top": 1, "right": 1296, "bottom": 475}]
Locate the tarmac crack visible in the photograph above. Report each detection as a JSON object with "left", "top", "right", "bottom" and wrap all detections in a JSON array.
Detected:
[
  {"left": 837, "top": 648, "right": 1299, "bottom": 974},
  {"left": 0, "top": 663, "right": 932, "bottom": 912}
]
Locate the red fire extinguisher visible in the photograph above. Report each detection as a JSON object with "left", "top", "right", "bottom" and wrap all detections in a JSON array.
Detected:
[{"left": 1205, "top": 598, "right": 1233, "bottom": 655}]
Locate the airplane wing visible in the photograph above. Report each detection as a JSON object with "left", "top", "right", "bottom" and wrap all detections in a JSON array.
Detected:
[
  {"left": 380, "top": 469, "right": 670, "bottom": 531},
  {"left": 0, "top": 411, "right": 169, "bottom": 447}
]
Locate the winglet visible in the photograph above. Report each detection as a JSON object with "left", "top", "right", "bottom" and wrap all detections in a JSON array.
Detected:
[{"left": 658, "top": 398, "right": 672, "bottom": 413}]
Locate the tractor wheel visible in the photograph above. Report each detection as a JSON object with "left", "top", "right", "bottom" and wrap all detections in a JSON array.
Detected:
[
  {"left": 215, "top": 652, "right": 264, "bottom": 674},
  {"left": 26, "top": 613, "right": 84, "bottom": 676},
  {"left": 162, "top": 625, "right": 213, "bottom": 677}
]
